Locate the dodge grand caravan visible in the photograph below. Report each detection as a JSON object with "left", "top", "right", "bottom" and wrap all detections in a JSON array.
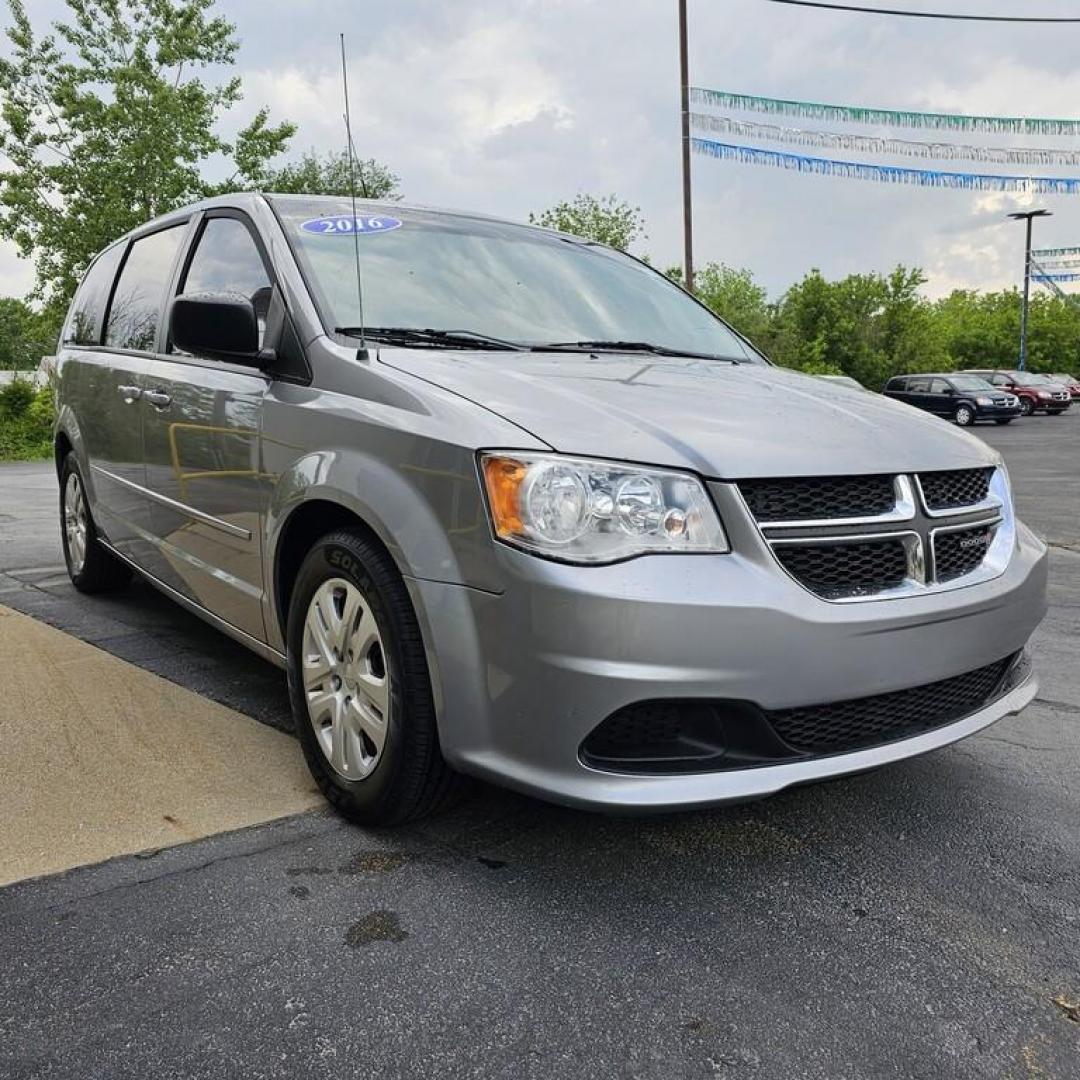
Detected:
[{"left": 53, "top": 195, "right": 1048, "bottom": 824}]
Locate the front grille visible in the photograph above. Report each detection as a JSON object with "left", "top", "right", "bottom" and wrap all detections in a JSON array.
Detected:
[
  {"left": 738, "top": 474, "right": 895, "bottom": 523},
  {"left": 918, "top": 467, "right": 993, "bottom": 511},
  {"left": 765, "top": 656, "right": 1014, "bottom": 756},
  {"left": 774, "top": 538, "right": 909, "bottom": 600},
  {"left": 934, "top": 524, "right": 995, "bottom": 582}
]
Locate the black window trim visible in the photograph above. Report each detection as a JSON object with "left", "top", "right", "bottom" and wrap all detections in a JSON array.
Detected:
[
  {"left": 100, "top": 216, "right": 195, "bottom": 357},
  {"left": 159, "top": 206, "right": 308, "bottom": 384},
  {"left": 61, "top": 241, "right": 127, "bottom": 349}
]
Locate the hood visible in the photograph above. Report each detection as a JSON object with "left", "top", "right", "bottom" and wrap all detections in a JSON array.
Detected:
[{"left": 379, "top": 350, "right": 998, "bottom": 479}]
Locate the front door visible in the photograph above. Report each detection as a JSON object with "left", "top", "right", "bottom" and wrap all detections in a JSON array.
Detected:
[
  {"left": 139, "top": 212, "right": 274, "bottom": 642},
  {"left": 928, "top": 378, "right": 954, "bottom": 417}
]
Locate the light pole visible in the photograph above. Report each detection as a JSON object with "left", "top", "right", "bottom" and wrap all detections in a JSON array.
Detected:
[
  {"left": 1008, "top": 209, "right": 1052, "bottom": 371},
  {"left": 678, "top": 0, "right": 694, "bottom": 293}
]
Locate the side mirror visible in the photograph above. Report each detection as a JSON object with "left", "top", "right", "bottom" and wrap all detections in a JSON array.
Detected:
[{"left": 170, "top": 293, "right": 266, "bottom": 366}]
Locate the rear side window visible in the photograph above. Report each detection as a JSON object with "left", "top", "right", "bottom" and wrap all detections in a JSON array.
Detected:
[
  {"left": 105, "top": 225, "right": 186, "bottom": 351},
  {"left": 907, "top": 377, "right": 930, "bottom": 392},
  {"left": 63, "top": 244, "right": 125, "bottom": 346},
  {"left": 178, "top": 216, "right": 272, "bottom": 346}
]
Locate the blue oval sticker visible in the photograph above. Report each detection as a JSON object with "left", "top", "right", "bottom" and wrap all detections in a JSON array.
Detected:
[{"left": 300, "top": 215, "right": 403, "bottom": 236}]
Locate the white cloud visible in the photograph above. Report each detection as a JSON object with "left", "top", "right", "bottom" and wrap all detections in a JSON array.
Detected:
[{"left": 4, "top": 0, "right": 1080, "bottom": 306}]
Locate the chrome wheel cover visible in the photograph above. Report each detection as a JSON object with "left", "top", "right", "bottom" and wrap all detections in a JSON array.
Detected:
[
  {"left": 64, "top": 472, "right": 88, "bottom": 574},
  {"left": 302, "top": 577, "right": 390, "bottom": 780}
]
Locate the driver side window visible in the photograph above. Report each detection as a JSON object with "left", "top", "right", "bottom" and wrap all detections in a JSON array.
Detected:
[{"left": 176, "top": 216, "right": 272, "bottom": 349}]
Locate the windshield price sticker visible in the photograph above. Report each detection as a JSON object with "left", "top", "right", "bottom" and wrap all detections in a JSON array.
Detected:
[{"left": 300, "top": 215, "right": 403, "bottom": 236}]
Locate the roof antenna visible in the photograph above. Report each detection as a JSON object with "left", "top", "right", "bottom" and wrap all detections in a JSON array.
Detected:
[{"left": 340, "top": 33, "right": 366, "bottom": 355}]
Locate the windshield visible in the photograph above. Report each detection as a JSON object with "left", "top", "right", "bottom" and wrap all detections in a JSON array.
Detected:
[
  {"left": 949, "top": 375, "right": 995, "bottom": 391},
  {"left": 270, "top": 198, "right": 758, "bottom": 361}
]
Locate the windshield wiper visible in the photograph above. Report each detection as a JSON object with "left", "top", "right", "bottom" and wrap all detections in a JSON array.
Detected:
[
  {"left": 334, "top": 326, "right": 524, "bottom": 351},
  {"left": 536, "top": 339, "right": 743, "bottom": 363}
]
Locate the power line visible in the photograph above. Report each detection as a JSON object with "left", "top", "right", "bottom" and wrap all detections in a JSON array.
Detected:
[{"left": 766, "top": 1, "right": 1080, "bottom": 21}]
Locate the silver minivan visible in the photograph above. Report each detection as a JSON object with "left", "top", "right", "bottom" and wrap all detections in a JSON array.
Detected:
[{"left": 53, "top": 194, "right": 1048, "bottom": 823}]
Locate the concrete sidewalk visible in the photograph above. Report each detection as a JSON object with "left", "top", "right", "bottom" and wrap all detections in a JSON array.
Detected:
[{"left": 0, "top": 603, "right": 322, "bottom": 885}]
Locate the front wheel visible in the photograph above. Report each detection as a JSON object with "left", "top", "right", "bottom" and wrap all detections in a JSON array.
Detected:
[
  {"left": 285, "top": 528, "right": 466, "bottom": 825},
  {"left": 60, "top": 453, "right": 132, "bottom": 593},
  {"left": 954, "top": 404, "right": 975, "bottom": 427},
  {"left": 1020, "top": 398, "right": 1035, "bottom": 416}
]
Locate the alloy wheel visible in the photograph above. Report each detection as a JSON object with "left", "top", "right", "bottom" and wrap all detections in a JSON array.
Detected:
[
  {"left": 64, "top": 471, "right": 88, "bottom": 574},
  {"left": 301, "top": 577, "right": 390, "bottom": 780}
]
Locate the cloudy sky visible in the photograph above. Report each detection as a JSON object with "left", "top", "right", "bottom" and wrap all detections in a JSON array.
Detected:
[{"left": 7, "top": 0, "right": 1080, "bottom": 301}]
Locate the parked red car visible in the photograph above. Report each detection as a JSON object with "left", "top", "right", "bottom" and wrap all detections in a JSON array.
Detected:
[
  {"left": 1050, "top": 373, "right": 1080, "bottom": 400},
  {"left": 961, "top": 370, "right": 1072, "bottom": 416}
]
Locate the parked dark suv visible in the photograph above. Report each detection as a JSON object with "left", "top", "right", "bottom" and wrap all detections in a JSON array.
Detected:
[
  {"left": 883, "top": 373, "right": 1022, "bottom": 426},
  {"left": 961, "top": 370, "right": 1072, "bottom": 416}
]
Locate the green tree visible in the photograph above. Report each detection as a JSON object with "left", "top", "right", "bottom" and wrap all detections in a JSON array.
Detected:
[
  {"left": 0, "top": 0, "right": 295, "bottom": 314},
  {"left": 256, "top": 150, "right": 400, "bottom": 199},
  {"left": 529, "top": 193, "right": 646, "bottom": 251},
  {"left": 691, "top": 263, "right": 773, "bottom": 349},
  {"left": 0, "top": 296, "right": 60, "bottom": 369}
]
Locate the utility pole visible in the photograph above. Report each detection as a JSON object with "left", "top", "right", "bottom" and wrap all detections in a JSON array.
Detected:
[
  {"left": 1008, "top": 209, "right": 1051, "bottom": 371},
  {"left": 678, "top": 0, "right": 694, "bottom": 292}
]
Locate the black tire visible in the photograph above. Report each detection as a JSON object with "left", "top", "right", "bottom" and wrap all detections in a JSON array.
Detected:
[
  {"left": 59, "top": 452, "right": 132, "bottom": 593},
  {"left": 953, "top": 404, "right": 975, "bottom": 427},
  {"left": 1020, "top": 398, "right": 1035, "bottom": 416},
  {"left": 285, "top": 528, "right": 466, "bottom": 825},
  {"left": 994, "top": 418, "right": 1014, "bottom": 425}
]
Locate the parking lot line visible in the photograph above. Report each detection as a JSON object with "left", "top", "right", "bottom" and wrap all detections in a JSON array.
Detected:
[{"left": 0, "top": 603, "right": 322, "bottom": 886}]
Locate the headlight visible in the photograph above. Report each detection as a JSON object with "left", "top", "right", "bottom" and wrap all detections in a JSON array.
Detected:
[
  {"left": 975, "top": 396, "right": 993, "bottom": 406},
  {"left": 1037, "top": 390, "right": 1051, "bottom": 399},
  {"left": 480, "top": 452, "right": 729, "bottom": 563}
]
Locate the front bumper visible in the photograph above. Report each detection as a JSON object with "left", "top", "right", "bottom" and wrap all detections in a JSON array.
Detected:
[
  {"left": 408, "top": 514, "right": 1048, "bottom": 812},
  {"left": 975, "top": 402, "right": 1022, "bottom": 420}
]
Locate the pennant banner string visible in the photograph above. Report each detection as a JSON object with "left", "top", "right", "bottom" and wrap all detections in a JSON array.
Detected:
[
  {"left": 1030, "top": 257, "right": 1080, "bottom": 269},
  {"left": 689, "top": 114, "right": 1080, "bottom": 168},
  {"left": 691, "top": 138, "right": 1080, "bottom": 195},
  {"left": 690, "top": 88, "right": 1080, "bottom": 137}
]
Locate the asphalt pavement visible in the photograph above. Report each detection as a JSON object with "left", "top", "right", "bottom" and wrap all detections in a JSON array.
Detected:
[{"left": 1, "top": 413, "right": 1078, "bottom": 1079}]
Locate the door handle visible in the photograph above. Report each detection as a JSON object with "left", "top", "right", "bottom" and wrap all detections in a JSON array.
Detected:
[
  {"left": 118, "top": 384, "right": 142, "bottom": 402},
  {"left": 143, "top": 389, "right": 172, "bottom": 409}
]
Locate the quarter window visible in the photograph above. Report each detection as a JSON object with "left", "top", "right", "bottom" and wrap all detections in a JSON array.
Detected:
[
  {"left": 63, "top": 244, "right": 126, "bottom": 346},
  {"left": 179, "top": 216, "right": 272, "bottom": 346},
  {"left": 105, "top": 226, "right": 187, "bottom": 351}
]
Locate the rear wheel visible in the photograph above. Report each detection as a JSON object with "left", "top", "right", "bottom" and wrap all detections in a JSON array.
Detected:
[
  {"left": 954, "top": 404, "right": 975, "bottom": 427},
  {"left": 285, "top": 528, "right": 466, "bottom": 825},
  {"left": 59, "top": 453, "right": 132, "bottom": 593}
]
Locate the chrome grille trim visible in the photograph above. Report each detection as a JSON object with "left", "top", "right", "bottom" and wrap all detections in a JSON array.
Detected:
[
  {"left": 734, "top": 466, "right": 1014, "bottom": 604},
  {"left": 914, "top": 469, "right": 1001, "bottom": 519},
  {"left": 759, "top": 475, "right": 917, "bottom": 530}
]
